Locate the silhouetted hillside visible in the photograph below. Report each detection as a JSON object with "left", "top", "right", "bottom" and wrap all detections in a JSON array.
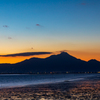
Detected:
[{"left": 0, "top": 52, "right": 100, "bottom": 73}]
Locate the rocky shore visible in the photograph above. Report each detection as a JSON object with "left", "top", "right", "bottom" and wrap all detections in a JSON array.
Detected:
[{"left": 0, "top": 78, "right": 100, "bottom": 100}]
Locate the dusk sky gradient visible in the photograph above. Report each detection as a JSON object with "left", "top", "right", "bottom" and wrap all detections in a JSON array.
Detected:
[{"left": 0, "top": 0, "right": 100, "bottom": 63}]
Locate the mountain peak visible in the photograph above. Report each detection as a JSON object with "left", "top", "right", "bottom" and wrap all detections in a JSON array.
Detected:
[
  {"left": 58, "top": 51, "right": 74, "bottom": 58},
  {"left": 59, "top": 51, "right": 69, "bottom": 55},
  {"left": 46, "top": 51, "right": 76, "bottom": 61}
]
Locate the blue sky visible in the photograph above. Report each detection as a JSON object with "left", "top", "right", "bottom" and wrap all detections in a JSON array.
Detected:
[{"left": 0, "top": 0, "right": 100, "bottom": 63}]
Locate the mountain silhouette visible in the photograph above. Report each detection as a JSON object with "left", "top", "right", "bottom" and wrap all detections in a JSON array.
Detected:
[{"left": 0, "top": 52, "right": 100, "bottom": 73}]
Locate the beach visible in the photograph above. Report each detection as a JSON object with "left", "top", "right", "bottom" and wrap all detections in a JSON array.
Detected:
[{"left": 0, "top": 75, "right": 100, "bottom": 100}]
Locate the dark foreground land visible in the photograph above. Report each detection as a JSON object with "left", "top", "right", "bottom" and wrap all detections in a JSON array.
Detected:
[{"left": 0, "top": 76, "right": 100, "bottom": 100}]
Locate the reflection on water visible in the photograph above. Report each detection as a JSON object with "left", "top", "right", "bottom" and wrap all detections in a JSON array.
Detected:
[{"left": 0, "top": 73, "right": 97, "bottom": 88}]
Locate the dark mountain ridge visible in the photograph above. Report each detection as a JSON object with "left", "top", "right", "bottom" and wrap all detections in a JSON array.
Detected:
[{"left": 0, "top": 52, "right": 100, "bottom": 73}]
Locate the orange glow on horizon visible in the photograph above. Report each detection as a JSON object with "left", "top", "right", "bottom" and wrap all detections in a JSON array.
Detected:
[
  {"left": 0, "top": 51, "right": 100, "bottom": 64},
  {"left": 67, "top": 51, "right": 100, "bottom": 61},
  {"left": 0, "top": 54, "right": 52, "bottom": 64}
]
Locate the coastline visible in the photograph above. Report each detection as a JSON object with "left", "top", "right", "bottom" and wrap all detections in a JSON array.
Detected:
[
  {"left": 0, "top": 75, "right": 100, "bottom": 100},
  {"left": 0, "top": 81, "right": 76, "bottom": 100}
]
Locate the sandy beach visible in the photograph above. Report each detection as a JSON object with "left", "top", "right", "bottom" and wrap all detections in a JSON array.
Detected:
[{"left": 0, "top": 76, "right": 100, "bottom": 100}]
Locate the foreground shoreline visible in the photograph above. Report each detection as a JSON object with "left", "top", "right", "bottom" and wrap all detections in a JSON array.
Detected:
[{"left": 0, "top": 75, "right": 100, "bottom": 100}]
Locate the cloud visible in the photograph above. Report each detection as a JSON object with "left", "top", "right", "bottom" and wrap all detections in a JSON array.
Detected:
[
  {"left": 0, "top": 52, "right": 52, "bottom": 57},
  {"left": 31, "top": 48, "right": 33, "bottom": 49},
  {"left": 8, "top": 37, "right": 12, "bottom": 39},
  {"left": 36, "top": 24, "right": 41, "bottom": 26},
  {"left": 3, "top": 25, "right": 9, "bottom": 28},
  {"left": 81, "top": 3, "right": 86, "bottom": 5},
  {"left": 60, "top": 50, "right": 68, "bottom": 53}
]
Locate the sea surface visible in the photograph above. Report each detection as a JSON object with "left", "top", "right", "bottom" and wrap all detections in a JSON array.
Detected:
[{"left": 0, "top": 73, "right": 99, "bottom": 88}]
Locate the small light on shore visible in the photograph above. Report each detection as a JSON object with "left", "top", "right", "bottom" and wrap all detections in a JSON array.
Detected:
[
  {"left": 50, "top": 72, "right": 52, "bottom": 74},
  {"left": 98, "top": 71, "right": 100, "bottom": 73}
]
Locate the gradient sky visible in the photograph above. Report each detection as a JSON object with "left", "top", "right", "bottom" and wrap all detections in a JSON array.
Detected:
[{"left": 0, "top": 0, "right": 100, "bottom": 63}]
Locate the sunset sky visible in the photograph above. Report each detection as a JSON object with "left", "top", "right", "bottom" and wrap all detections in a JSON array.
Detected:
[{"left": 0, "top": 0, "right": 100, "bottom": 63}]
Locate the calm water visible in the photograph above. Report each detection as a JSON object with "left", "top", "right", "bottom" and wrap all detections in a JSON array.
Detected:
[{"left": 0, "top": 74, "right": 99, "bottom": 88}]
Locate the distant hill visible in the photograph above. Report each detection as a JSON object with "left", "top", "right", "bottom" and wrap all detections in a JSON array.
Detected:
[{"left": 0, "top": 52, "right": 100, "bottom": 73}]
